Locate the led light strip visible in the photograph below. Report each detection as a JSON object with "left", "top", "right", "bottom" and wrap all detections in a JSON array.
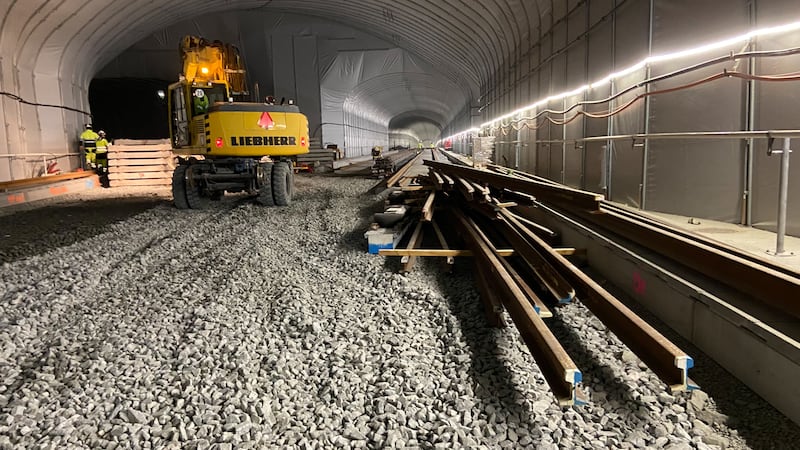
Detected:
[{"left": 440, "top": 19, "right": 800, "bottom": 144}]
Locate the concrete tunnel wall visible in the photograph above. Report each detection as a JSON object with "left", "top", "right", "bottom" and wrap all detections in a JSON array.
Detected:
[
  {"left": 445, "top": 0, "right": 800, "bottom": 236},
  {"left": 1, "top": 0, "right": 800, "bottom": 234}
]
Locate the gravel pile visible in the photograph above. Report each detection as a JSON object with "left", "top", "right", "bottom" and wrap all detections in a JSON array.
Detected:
[{"left": 0, "top": 175, "right": 795, "bottom": 449}]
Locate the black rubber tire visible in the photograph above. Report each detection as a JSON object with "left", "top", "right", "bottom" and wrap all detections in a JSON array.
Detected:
[
  {"left": 255, "top": 184, "right": 274, "bottom": 206},
  {"left": 271, "top": 162, "right": 293, "bottom": 206},
  {"left": 255, "top": 163, "right": 274, "bottom": 206},
  {"left": 172, "top": 165, "right": 190, "bottom": 209},
  {"left": 185, "top": 165, "right": 210, "bottom": 210}
]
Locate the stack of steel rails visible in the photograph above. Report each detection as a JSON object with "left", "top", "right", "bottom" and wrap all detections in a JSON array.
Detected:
[
  {"left": 376, "top": 151, "right": 800, "bottom": 423},
  {"left": 367, "top": 150, "right": 428, "bottom": 194},
  {"left": 377, "top": 155, "right": 698, "bottom": 406}
]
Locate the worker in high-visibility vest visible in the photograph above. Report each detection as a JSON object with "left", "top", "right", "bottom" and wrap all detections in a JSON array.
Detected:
[
  {"left": 79, "top": 124, "right": 99, "bottom": 169},
  {"left": 193, "top": 88, "right": 209, "bottom": 115},
  {"left": 95, "top": 130, "right": 110, "bottom": 172}
]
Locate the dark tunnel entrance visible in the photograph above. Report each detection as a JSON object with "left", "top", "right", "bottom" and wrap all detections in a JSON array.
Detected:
[{"left": 88, "top": 78, "right": 171, "bottom": 140}]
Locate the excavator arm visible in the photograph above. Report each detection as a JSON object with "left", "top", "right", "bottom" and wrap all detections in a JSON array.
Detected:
[{"left": 180, "top": 36, "right": 248, "bottom": 96}]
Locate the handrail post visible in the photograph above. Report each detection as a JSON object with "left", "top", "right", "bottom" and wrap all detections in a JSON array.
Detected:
[{"left": 768, "top": 137, "right": 793, "bottom": 255}]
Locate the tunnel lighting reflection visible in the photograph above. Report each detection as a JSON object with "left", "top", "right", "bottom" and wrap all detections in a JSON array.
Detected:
[{"left": 440, "top": 19, "right": 800, "bottom": 144}]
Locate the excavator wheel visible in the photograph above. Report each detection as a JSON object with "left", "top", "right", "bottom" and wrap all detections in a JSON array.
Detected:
[
  {"left": 185, "top": 165, "right": 211, "bottom": 209},
  {"left": 272, "top": 161, "right": 293, "bottom": 206},
  {"left": 255, "top": 162, "right": 275, "bottom": 206},
  {"left": 172, "top": 165, "right": 189, "bottom": 209}
]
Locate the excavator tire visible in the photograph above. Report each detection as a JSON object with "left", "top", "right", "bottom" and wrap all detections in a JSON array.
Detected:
[
  {"left": 272, "top": 161, "right": 293, "bottom": 206},
  {"left": 256, "top": 183, "right": 275, "bottom": 206},
  {"left": 172, "top": 165, "right": 190, "bottom": 209},
  {"left": 185, "top": 165, "right": 211, "bottom": 209},
  {"left": 255, "top": 163, "right": 275, "bottom": 206}
]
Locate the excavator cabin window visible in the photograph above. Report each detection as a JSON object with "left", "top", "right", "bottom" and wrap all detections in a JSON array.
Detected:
[
  {"left": 170, "top": 83, "right": 229, "bottom": 149},
  {"left": 171, "top": 87, "right": 189, "bottom": 147},
  {"left": 191, "top": 85, "right": 227, "bottom": 116}
]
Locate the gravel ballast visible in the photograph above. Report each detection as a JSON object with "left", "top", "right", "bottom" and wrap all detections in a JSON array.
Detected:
[{"left": 0, "top": 175, "right": 797, "bottom": 449}]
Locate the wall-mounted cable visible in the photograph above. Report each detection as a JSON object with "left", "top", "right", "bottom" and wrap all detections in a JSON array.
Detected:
[
  {"left": 0, "top": 91, "right": 91, "bottom": 117},
  {"left": 489, "top": 69, "right": 800, "bottom": 136}
]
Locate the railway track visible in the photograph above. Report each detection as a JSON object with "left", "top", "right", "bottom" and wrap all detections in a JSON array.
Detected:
[{"left": 376, "top": 150, "right": 799, "bottom": 418}]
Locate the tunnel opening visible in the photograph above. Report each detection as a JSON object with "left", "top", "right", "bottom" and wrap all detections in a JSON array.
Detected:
[
  {"left": 388, "top": 115, "right": 441, "bottom": 150},
  {"left": 88, "top": 78, "right": 171, "bottom": 140}
]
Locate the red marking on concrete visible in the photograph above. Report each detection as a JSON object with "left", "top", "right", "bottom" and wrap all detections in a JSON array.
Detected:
[
  {"left": 633, "top": 271, "right": 647, "bottom": 296},
  {"left": 7, "top": 194, "right": 25, "bottom": 204},
  {"left": 633, "top": 272, "right": 647, "bottom": 295},
  {"left": 48, "top": 186, "right": 69, "bottom": 195}
]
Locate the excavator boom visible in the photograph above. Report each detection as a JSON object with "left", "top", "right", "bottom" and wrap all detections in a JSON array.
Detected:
[{"left": 180, "top": 36, "right": 247, "bottom": 96}]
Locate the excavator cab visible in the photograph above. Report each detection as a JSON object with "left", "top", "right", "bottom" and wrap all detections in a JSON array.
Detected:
[{"left": 168, "top": 81, "right": 228, "bottom": 148}]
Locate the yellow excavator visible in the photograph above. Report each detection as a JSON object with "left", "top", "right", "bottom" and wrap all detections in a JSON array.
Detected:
[{"left": 168, "top": 36, "right": 309, "bottom": 208}]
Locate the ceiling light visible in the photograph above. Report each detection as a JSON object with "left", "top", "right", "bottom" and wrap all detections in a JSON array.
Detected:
[{"left": 443, "top": 18, "right": 800, "bottom": 142}]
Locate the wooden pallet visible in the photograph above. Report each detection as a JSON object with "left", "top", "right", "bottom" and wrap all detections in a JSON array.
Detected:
[{"left": 108, "top": 140, "right": 175, "bottom": 188}]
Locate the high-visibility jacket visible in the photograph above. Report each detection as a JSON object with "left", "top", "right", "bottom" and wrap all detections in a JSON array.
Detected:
[
  {"left": 95, "top": 138, "right": 110, "bottom": 168},
  {"left": 194, "top": 95, "right": 209, "bottom": 115},
  {"left": 80, "top": 129, "right": 99, "bottom": 143},
  {"left": 80, "top": 130, "right": 99, "bottom": 167}
]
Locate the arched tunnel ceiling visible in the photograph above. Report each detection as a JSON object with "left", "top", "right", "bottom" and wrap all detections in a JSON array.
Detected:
[
  {"left": 1, "top": 0, "right": 550, "bottom": 100},
  {"left": 390, "top": 112, "right": 441, "bottom": 130},
  {"left": 343, "top": 73, "right": 465, "bottom": 127}
]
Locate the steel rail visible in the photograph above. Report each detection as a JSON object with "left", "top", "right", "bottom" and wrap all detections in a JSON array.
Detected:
[
  {"left": 426, "top": 154, "right": 701, "bottom": 394},
  {"left": 430, "top": 219, "right": 456, "bottom": 269},
  {"left": 504, "top": 210, "right": 558, "bottom": 243},
  {"left": 454, "top": 175, "right": 476, "bottom": 201},
  {"left": 488, "top": 164, "right": 561, "bottom": 186},
  {"left": 600, "top": 202, "right": 799, "bottom": 278},
  {"left": 425, "top": 160, "right": 603, "bottom": 211},
  {"left": 493, "top": 213, "right": 575, "bottom": 303},
  {"left": 452, "top": 208, "right": 585, "bottom": 405},
  {"left": 421, "top": 191, "right": 436, "bottom": 222},
  {"left": 473, "top": 262, "right": 506, "bottom": 328},
  {"left": 498, "top": 256, "right": 554, "bottom": 318},
  {"left": 562, "top": 205, "right": 800, "bottom": 320},
  {"left": 438, "top": 148, "right": 474, "bottom": 166},
  {"left": 367, "top": 150, "right": 422, "bottom": 193},
  {"left": 385, "top": 151, "right": 426, "bottom": 187},
  {"left": 442, "top": 161, "right": 800, "bottom": 319},
  {"left": 497, "top": 208, "right": 697, "bottom": 392},
  {"left": 428, "top": 169, "right": 455, "bottom": 191},
  {"left": 379, "top": 248, "right": 577, "bottom": 258},
  {"left": 400, "top": 220, "right": 425, "bottom": 273}
]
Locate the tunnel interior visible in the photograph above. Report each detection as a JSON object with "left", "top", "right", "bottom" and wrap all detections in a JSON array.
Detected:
[
  {"left": 2, "top": 2, "right": 800, "bottom": 446},
  {"left": 388, "top": 114, "right": 442, "bottom": 149},
  {"left": 1, "top": 0, "right": 799, "bottom": 233}
]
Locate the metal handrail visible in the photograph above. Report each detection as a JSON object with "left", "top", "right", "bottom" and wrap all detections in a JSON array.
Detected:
[
  {"left": 501, "top": 130, "right": 797, "bottom": 256},
  {"left": 532, "top": 129, "right": 800, "bottom": 144},
  {"left": 0, "top": 152, "right": 80, "bottom": 158}
]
